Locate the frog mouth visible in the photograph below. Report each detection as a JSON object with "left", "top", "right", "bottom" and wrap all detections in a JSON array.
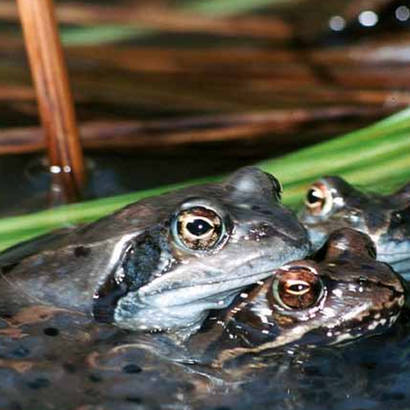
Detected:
[
  {"left": 92, "top": 257, "right": 280, "bottom": 325},
  {"left": 136, "top": 247, "right": 308, "bottom": 308},
  {"left": 109, "top": 268, "right": 275, "bottom": 335},
  {"left": 139, "top": 268, "right": 273, "bottom": 308},
  {"left": 95, "top": 237, "right": 310, "bottom": 331}
]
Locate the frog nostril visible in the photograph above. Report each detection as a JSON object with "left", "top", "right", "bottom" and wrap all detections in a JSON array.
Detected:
[
  {"left": 122, "top": 363, "right": 142, "bottom": 374},
  {"left": 74, "top": 246, "right": 91, "bottom": 258},
  {"left": 247, "top": 223, "right": 276, "bottom": 241},
  {"left": 27, "top": 377, "right": 51, "bottom": 390},
  {"left": 391, "top": 211, "right": 402, "bottom": 224},
  {"left": 360, "top": 264, "right": 375, "bottom": 270},
  {"left": 89, "top": 373, "right": 103, "bottom": 383},
  {"left": 43, "top": 327, "right": 59, "bottom": 336}
]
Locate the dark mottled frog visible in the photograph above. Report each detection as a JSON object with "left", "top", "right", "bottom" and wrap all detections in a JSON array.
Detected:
[
  {"left": 0, "top": 167, "right": 309, "bottom": 336},
  {"left": 192, "top": 228, "right": 406, "bottom": 365},
  {"left": 299, "top": 177, "right": 410, "bottom": 278}
]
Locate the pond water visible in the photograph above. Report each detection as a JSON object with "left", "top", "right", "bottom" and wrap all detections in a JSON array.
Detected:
[{"left": 0, "top": 153, "right": 254, "bottom": 216}]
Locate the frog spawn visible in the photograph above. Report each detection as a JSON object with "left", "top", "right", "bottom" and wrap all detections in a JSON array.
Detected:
[
  {"left": 0, "top": 308, "right": 216, "bottom": 409},
  {"left": 0, "top": 287, "right": 407, "bottom": 409}
]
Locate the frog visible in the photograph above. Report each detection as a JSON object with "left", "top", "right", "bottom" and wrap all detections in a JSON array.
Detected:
[
  {"left": 188, "top": 228, "right": 406, "bottom": 366},
  {"left": 299, "top": 176, "right": 410, "bottom": 278},
  {"left": 0, "top": 229, "right": 406, "bottom": 410},
  {"left": 0, "top": 166, "right": 310, "bottom": 337}
]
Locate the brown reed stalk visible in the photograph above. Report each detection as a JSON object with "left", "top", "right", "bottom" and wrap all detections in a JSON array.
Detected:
[{"left": 16, "top": 0, "right": 86, "bottom": 203}]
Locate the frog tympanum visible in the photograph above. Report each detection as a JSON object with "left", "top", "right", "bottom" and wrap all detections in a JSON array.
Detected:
[
  {"left": 200, "top": 228, "right": 406, "bottom": 365},
  {"left": 0, "top": 167, "right": 309, "bottom": 336},
  {"left": 299, "top": 177, "right": 410, "bottom": 278}
]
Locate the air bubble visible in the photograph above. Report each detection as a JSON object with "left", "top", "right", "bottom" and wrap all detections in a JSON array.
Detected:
[
  {"left": 329, "top": 15, "right": 346, "bottom": 31},
  {"left": 395, "top": 5, "right": 410, "bottom": 21},
  {"left": 358, "top": 10, "right": 379, "bottom": 27}
]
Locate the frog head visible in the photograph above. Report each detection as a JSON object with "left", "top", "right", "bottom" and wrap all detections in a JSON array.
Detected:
[
  {"left": 299, "top": 177, "right": 410, "bottom": 277},
  {"left": 92, "top": 167, "right": 310, "bottom": 335},
  {"left": 212, "top": 228, "right": 406, "bottom": 364}
]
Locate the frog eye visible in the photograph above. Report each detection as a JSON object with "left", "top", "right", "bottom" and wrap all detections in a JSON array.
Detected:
[
  {"left": 272, "top": 266, "right": 323, "bottom": 310},
  {"left": 172, "top": 206, "right": 226, "bottom": 252},
  {"left": 305, "top": 183, "right": 333, "bottom": 215}
]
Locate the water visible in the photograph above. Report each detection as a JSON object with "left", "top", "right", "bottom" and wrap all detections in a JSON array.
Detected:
[{"left": 0, "top": 153, "right": 254, "bottom": 217}]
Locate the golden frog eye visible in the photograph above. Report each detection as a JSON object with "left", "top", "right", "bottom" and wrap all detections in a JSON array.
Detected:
[
  {"left": 272, "top": 266, "right": 323, "bottom": 310},
  {"left": 173, "top": 206, "right": 225, "bottom": 252},
  {"left": 305, "top": 183, "right": 333, "bottom": 216}
]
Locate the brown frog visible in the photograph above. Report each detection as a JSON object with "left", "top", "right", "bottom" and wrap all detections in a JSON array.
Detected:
[
  {"left": 0, "top": 167, "right": 310, "bottom": 337},
  {"left": 188, "top": 228, "right": 406, "bottom": 365},
  {"left": 299, "top": 177, "right": 410, "bottom": 278}
]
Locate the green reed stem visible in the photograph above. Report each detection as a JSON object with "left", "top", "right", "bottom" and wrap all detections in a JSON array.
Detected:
[{"left": 0, "top": 108, "right": 409, "bottom": 251}]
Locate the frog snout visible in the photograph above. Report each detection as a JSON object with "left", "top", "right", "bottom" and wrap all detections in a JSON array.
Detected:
[
  {"left": 272, "top": 207, "right": 310, "bottom": 242},
  {"left": 278, "top": 222, "right": 309, "bottom": 245},
  {"left": 272, "top": 220, "right": 311, "bottom": 254}
]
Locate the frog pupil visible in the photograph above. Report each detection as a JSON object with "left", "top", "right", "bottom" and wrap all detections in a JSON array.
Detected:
[
  {"left": 187, "top": 219, "right": 212, "bottom": 236},
  {"left": 307, "top": 189, "right": 322, "bottom": 204},
  {"left": 289, "top": 283, "right": 308, "bottom": 293}
]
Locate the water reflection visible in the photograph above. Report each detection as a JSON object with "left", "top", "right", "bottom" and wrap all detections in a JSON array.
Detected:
[
  {"left": 395, "top": 5, "right": 410, "bottom": 21},
  {"left": 358, "top": 10, "right": 379, "bottom": 27},
  {"left": 329, "top": 15, "right": 346, "bottom": 32}
]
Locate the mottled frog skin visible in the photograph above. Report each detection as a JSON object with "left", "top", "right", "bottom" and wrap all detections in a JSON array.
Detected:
[
  {"left": 0, "top": 167, "right": 309, "bottom": 336},
  {"left": 196, "top": 228, "right": 406, "bottom": 365},
  {"left": 299, "top": 177, "right": 410, "bottom": 278}
]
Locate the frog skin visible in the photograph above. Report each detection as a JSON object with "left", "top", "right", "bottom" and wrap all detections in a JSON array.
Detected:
[
  {"left": 192, "top": 228, "right": 406, "bottom": 365},
  {"left": 0, "top": 167, "right": 310, "bottom": 337},
  {"left": 299, "top": 177, "right": 410, "bottom": 278}
]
